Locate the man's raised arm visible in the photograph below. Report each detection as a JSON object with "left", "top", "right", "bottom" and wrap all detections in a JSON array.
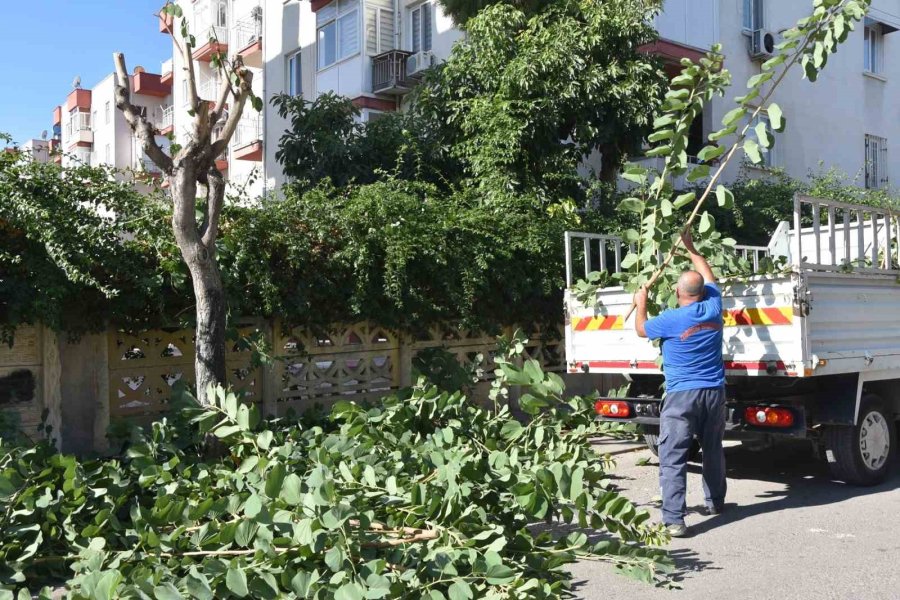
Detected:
[{"left": 682, "top": 231, "right": 716, "bottom": 283}]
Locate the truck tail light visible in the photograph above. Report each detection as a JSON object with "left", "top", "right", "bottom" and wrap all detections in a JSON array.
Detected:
[
  {"left": 744, "top": 406, "right": 794, "bottom": 428},
  {"left": 595, "top": 400, "right": 631, "bottom": 418}
]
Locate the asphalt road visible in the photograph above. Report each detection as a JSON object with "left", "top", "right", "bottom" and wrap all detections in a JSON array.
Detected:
[{"left": 570, "top": 440, "right": 900, "bottom": 600}]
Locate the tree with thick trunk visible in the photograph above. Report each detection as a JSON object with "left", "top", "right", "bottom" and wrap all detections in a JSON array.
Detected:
[{"left": 114, "top": 5, "right": 255, "bottom": 399}]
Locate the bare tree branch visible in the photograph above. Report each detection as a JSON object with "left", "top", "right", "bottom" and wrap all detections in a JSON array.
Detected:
[
  {"left": 201, "top": 167, "right": 226, "bottom": 249},
  {"left": 211, "top": 61, "right": 253, "bottom": 157},
  {"left": 113, "top": 52, "right": 174, "bottom": 175},
  {"left": 212, "top": 61, "right": 236, "bottom": 122},
  {"left": 180, "top": 22, "right": 201, "bottom": 114}
]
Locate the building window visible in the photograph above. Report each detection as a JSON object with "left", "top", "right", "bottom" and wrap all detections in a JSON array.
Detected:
[
  {"left": 217, "top": 1, "right": 227, "bottom": 28},
  {"left": 865, "top": 134, "right": 888, "bottom": 189},
  {"left": 105, "top": 144, "right": 111, "bottom": 164},
  {"left": 864, "top": 24, "right": 884, "bottom": 74},
  {"left": 410, "top": 2, "right": 433, "bottom": 53},
  {"left": 287, "top": 50, "right": 302, "bottom": 96},
  {"left": 743, "top": 0, "right": 763, "bottom": 31},
  {"left": 105, "top": 101, "right": 111, "bottom": 125},
  {"left": 317, "top": 0, "right": 360, "bottom": 70},
  {"left": 748, "top": 113, "right": 778, "bottom": 168}
]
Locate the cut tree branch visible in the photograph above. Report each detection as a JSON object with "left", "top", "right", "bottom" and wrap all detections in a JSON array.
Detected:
[
  {"left": 113, "top": 52, "right": 174, "bottom": 175},
  {"left": 211, "top": 60, "right": 253, "bottom": 157},
  {"left": 201, "top": 167, "right": 226, "bottom": 248}
]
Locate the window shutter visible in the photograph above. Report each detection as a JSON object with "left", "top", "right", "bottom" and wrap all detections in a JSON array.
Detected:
[
  {"left": 380, "top": 8, "right": 394, "bottom": 53},
  {"left": 412, "top": 7, "right": 421, "bottom": 53},
  {"left": 366, "top": 6, "right": 378, "bottom": 55}
]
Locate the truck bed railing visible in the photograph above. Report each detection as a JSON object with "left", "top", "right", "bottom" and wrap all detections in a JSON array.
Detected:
[
  {"left": 563, "top": 232, "right": 770, "bottom": 287},
  {"left": 792, "top": 195, "right": 900, "bottom": 274}
]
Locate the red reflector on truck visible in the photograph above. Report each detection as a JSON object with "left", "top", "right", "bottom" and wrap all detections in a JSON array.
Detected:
[
  {"left": 744, "top": 406, "right": 794, "bottom": 428},
  {"left": 595, "top": 400, "right": 631, "bottom": 418}
]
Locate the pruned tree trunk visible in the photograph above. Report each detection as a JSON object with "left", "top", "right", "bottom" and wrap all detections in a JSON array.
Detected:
[{"left": 114, "top": 7, "right": 255, "bottom": 402}]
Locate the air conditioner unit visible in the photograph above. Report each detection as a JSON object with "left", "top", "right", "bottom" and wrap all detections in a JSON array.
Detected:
[
  {"left": 748, "top": 29, "right": 776, "bottom": 61},
  {"left": 406, "top": 51, "right": 435, "bottom": 77}
]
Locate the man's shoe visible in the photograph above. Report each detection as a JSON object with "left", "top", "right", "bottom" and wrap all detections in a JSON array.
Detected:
[
  {"left": 666, "top": 523, "right": 688, "bottom": 538},
  {"left": 703, "top": 504, "right": 724, "bottom": 516}
]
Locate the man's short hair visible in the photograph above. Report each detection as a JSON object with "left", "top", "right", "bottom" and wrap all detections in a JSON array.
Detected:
[{"left": 677, "top": 270, "right": 704, "bottom": 297}]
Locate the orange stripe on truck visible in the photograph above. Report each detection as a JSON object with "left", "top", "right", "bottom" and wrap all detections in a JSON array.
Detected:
[{"left": 571, "top": 307, "right": 793, "bottom": 331}]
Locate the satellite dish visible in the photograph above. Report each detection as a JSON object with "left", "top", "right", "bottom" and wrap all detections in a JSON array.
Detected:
[
  {"left": 72, "top": 75, "right": 81, "bottom": 89},
  {"left": 41, "top": 130, "right": 48, "bottom": 140}
]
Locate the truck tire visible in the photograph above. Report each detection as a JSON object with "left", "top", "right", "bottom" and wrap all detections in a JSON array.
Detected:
[
  {"left": 824, "top": 394, "right": 896, "bottom": 486},
  {"left": 644, "top": 433, "right": 701, "bottom": 462}
]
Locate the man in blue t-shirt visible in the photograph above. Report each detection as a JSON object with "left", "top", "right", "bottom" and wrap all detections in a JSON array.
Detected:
[{"left": 633, "top": 231, "right": 726, "bottom": 538}]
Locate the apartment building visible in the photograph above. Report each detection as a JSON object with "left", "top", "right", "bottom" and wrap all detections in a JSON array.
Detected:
[
  {"left": 165, "top": 0, "right": 267, "bottom": 197},
  {"left": 51, "top": 69, "right": 172, "bottom": 176},
  {"left": 649, "top": 0, "right": 900, "bottom": 189}
]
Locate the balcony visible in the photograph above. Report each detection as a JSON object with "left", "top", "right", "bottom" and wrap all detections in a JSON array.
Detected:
[
  {"left": 49, "top": 139, "right": 62, "bottom": 164},
  {"left": 198, "top": 78, "right": 221, "bottom": 103},
  {"left": 65, "top": 112, "right": 93, "bottom": 149},
  {"left": 232, "top": 116, "right": 262, "bottom": 161},
  {"left": 66, "top": 89, "right": 92, "bottom": 111},
  {"left": 161, "top": 58, "right": 173, "bottom": 86},
  {"left": 157, "top": 105, "right": 174, "bottom": 135},
  {"left": 191, "top": 0, "right": 229, "bottom": 61},
  {"left": 372, "top": 50, "right": 414, "bottom": 95},
  {"left": 132, "top": 68, "right": 171, "bottom": 98},
  {"left": 53, "top": 105, "right": 62, "bottom": 126},
  {"left": 234, "top": 7, "right": 263, "bottom": 69},
  {"left": 159, "top": 9, "right": 174, "bottom": 34}
]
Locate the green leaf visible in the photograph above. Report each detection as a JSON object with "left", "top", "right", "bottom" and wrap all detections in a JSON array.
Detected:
[
  {"left": 768, "top": 103, "right": 785, "bottom": 132},
  {"left": 699, "top": 211, "right": 714, "bottom": 234},
  {"left": 762, "top": 54, "right": 786, "bottom": 71},
  {"left": 291, "top": 571, "right": 318, "bottom": 596},
  {"left": 244, "top": 493, "right": 262, "bottom": 518},
  {"left": 673, "top": 192, "right": 696, "bottom": 209},
  {"left": 648, "top": 130, "right": 674, "bottom": 143},
  {"left": 186, "top": 569, "right": 215, "bottom": 600},
  {"left": 257, "top": 430, "right": 274, "bottom": 450},
  {"left": 644, "top": 145, "right": 671, "bottom": 158},
  {"left": 265, "top": 462, "right": 286, "bottom": 498},
  {"left": 747, "top": 72, "right": 774, "bottom": 89},
  {"left": 153, "top": 583, "right": 184, "bottom": 600},
  {"left": 686, "top": 165, "right": 710, "bottom": 182},
  {"left": 722, "top": 107, "right": 745, "bottom": 127},
  {"left": 617, "top": 197, "right": 644, "bottom": 213},
  {"left": 715, "top": 185, "right": 734, "bottom": 209},
  {"left": 744, "top": 138, "right": 762, "bottom": 164},
  {"left": 213, "top": 424, "right": 241, "bottom": 438},
  {"left": 708, "top": 124, "right": 737, "bottom": 142},
  {"left": 754, "top": 121, "right": 772, "bottom": 149},
  {"left": 696, "top": 145, "right": 724, "bottom": 162},
  {"left": 448, "top": 581, "right": 474, "bottom": 600},
  {"left": 281, "top": 473, "right": 303, "bottom": 505},
  {"left": 486, "top": 564, "right": 516, "bottom": 585},
  {"left": 335, "top": 583, "right": 365, "bottom": 600},
  {"left": 226, "top": 567, "right": 249, "bottom": 598},
  {"left": 660, "top": 199, "right": 673, "bottom": 217},
  {"left": 621, "top": 166, "right": 648, "bottom": 184}
]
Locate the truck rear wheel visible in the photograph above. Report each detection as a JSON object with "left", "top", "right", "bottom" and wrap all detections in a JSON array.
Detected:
[{"left": 824, "top": 394, "right": 896, "bottom": 486}]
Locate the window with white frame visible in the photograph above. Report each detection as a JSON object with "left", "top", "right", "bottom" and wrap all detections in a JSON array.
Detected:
[
  {"left": 864, "top": 23, "right": 884, "bottom": 74},
  {"left": 287, "top": 50, "right": 302, "bottom": 96},
  {"left": 748, "top": 113, "right": 778, "bottom": 168},
  {"left": 105, "top": 101, "right": 111, "bottom": 125},
  {"left": 410, "top": 2, "right": 433, "bottom": 53},
  {"left": 743, "top": 0, "right": 764, "bottom": 32},
  {"left": 865, "top": 134, "right": 888, "bottom": 189},
  {"left": 317, "top": 0, "right": 360, "bottom": 70},
  {"left": 217, "top": 1, "right": 227, "bottom": 28}
]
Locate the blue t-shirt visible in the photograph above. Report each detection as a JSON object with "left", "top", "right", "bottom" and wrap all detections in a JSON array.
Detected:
[{"left": 644, "top": 283, "right": 724, "bottom": 392}]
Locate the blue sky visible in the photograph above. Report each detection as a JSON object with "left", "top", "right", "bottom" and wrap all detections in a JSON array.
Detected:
[{"left": 0, "top": 1, "right": 172, "bottom": 145}]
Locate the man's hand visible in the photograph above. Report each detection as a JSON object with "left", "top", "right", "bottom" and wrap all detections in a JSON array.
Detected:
[
  {"left": 634, "top": 287, "right": 649, "bottom": 338},
  {"left": 633, "top": 287, "right": 648, "bottom": 308},
  {"left": 681, "top": 229, "right": 698, "bottom": 255}
]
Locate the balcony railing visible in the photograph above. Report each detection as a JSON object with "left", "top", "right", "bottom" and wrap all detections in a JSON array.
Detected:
[
  {"left": 233, "top": 116, "right": 262, "bottom": 149},
  {"left": 372, "top": 50, "right": 414, "bottom": 95},
  {"left": 159, "top": 105, "right": 174, "bottom": 131},
  {"left": 234, "top": 6, "right": 262, "bottom": 51},
  {"left": 65, "top": 112, "right": 92, "bottom": 138},
  {"left": 198, "top": 78, "right": 221, "bottom": 102}
]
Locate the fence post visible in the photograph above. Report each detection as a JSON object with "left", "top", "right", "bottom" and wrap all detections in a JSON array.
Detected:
[
  {"left": 397, "top": 331, "right": 413, "bottom": 389},
  {"left": 262, "top": 319, "right": 280, "bottom": 418}
]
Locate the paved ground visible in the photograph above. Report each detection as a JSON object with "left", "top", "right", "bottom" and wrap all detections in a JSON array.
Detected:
[{"left": 570, "top": 440, "right": 900, "bottom": 599}]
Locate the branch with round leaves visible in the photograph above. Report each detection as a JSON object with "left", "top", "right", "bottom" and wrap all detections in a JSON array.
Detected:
[
  {"left": 575, "top": 0, "right": 870, "bottom": 314},
  {"left": 623, "top": 0, "right": 869, "bottom": 319}
]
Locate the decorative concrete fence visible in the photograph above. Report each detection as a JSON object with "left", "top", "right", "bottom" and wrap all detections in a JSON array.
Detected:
[{"left": 1, "top": 321, "right": 616, "bottom": 454}]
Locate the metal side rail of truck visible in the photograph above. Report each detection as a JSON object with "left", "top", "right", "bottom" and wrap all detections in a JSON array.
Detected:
[{"left": 564, "top": 195, "right": 900, "bottom": 485}]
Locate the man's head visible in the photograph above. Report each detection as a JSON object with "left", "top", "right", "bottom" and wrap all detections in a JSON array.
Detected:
[{"left": 676, "top": 270, "right": 705, "bottom": 306}]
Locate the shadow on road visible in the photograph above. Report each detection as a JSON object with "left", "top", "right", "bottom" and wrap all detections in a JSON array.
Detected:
[{"left": 686, "top": 440, "right": 900, "bottom": 536}]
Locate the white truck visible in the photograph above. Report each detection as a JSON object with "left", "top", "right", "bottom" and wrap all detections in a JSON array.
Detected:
[{"left": 564, "top": 195, "right": 900, "bottom": 485}]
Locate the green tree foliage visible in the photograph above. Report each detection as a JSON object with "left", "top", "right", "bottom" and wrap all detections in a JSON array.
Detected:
[
  {"left": 219, "top": 182, "right": 574, "bottom": 334},
  {"left": 0, "top": 149, "right": 188, "bottom": 343},
  {"left": 1, "top": 344, "right": 673, "bottom": 597},
  {"left": 412, "top": 0, "right": 666, "bottom": 200},
  {"left": 271, "top": 93, "right": 456, "bottom": 191}
]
